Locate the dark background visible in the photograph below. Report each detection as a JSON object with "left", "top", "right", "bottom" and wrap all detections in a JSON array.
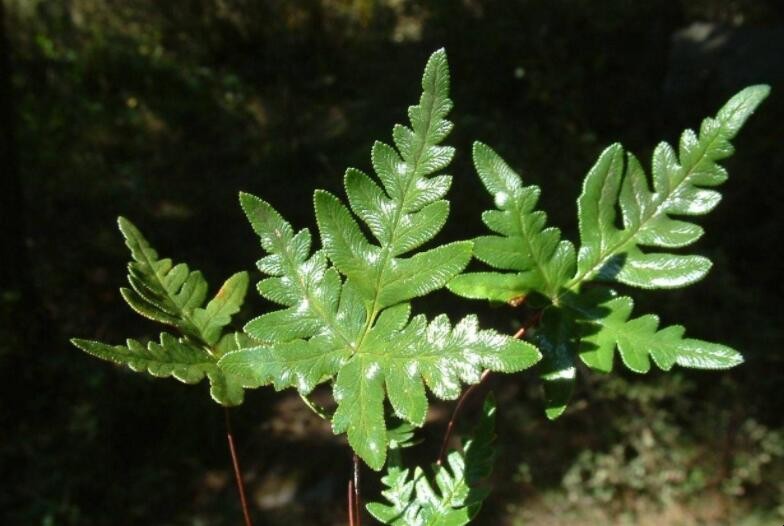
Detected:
[{"left": 1, "top": 1, "right": 783, "bottom": 524}]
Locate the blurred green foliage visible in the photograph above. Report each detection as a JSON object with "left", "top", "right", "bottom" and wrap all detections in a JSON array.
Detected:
[{"left": 2, "top": 0, "right": 783, "bottom": 524}]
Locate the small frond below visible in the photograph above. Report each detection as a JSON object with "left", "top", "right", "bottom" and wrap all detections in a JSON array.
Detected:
[{"left": 367, "top": 395, "right": 497, "bottom": 525}]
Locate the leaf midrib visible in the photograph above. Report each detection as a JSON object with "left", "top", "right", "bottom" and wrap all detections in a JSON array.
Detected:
[
  {"left": 566, "top": 124, "right": 724, "bottom": 291},
  {"left": 356, "top": 62, "right": 445, "bottom": 352},
  {"left": 506, "top": 187, "right": 558, "bottom": 297},
  {"left": 275, "top": 236, "right": 358, "bottom": 352}
]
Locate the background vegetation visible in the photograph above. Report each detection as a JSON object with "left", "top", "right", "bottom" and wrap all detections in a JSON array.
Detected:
[{"left": 1, "top": 1, "right": 782, "bottom": 524}]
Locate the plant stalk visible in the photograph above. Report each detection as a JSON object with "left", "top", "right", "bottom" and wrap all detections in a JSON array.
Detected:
[
  {"left": 353, "top": 453, "right": 361, "bottom": 525},
  {"left": 436, "top": 322, "right": 531, "bottom": 465},
  {"left": 348, "top": 479, "right": 356, "bottom": 526},
  {"left": 224, "top": 407, "right": 254, "bottom": 526}
]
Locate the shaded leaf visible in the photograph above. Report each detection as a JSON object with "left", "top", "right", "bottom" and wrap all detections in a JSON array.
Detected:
[
  {"left": 532, "top": 308, "right": 577, "bottom": 420},
  {"left": 72, "top": 219, "right": 250, "bottom": 406},
  {"left": 367, "top": 395, "right": 497, "bottom": 525},
  {"left": 72, "top": 334, "right": 244, "bottom": 406}
]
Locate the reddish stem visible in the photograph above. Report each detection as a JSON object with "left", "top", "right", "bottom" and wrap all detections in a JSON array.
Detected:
[
  {"left": 224, "top": 407, "right": 254, "bottom": 526},
  {"left": 436, "top": 369, "right": 491, "bottom": 465},
  {"left": 436, "top": 322, "right": 532, "bottom": 465},
  {"left": 348, "top": 479, "right": 356, "bottom": 526},
  {"left": 352, "top": 453, "right": 362, "bottom": 525}
]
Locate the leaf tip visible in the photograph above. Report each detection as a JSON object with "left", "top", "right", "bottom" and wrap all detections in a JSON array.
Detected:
[
  {"left": 717, "top": 84, "right": 771, "bottom": 136},
  {"left": 545, "top": 405, "right": 566, "bottom": 420},
  {"left": 116, "top": 216, "right": 137, "bottom": 239}
]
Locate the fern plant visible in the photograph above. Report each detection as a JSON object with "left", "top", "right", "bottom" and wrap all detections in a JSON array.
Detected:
[
  {"left": 70, "top": 47, "right": 768, "bottom": 525},
  {"left": 218, "top": 49, "right": 541, "bottom": 471},
  {"left": 448, "top": 84, "right": 769, "bottom": 418}
]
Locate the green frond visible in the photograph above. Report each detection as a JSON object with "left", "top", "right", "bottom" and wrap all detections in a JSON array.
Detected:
[
  {"left": 568, "top": 288, "right": 743, "bottom": 374},
  {"left": 219, "top": 50, "right": 541, "bottom": 470},
  {"left": 72, "top": 219, "right": 250, "bottom": 405},
  {"left": 367, "top": 395, "right": 497, "bottom": 525},
  {"left": 328, "top": 309, "right": 539, "bottom": 469},
  {"left": 315, "top": 48, "right": 472, "bottom": 312},
  {"left": 571, "top": 85, "right": 770, "bottom": 289},
  {"left": 238, "top": 191, "right": 361, "bottom": 347},
  {"left": 447, "top": 85, "right": 766, "bottom": 419},
  {"left": 447, "top": 142, "right": 576, "bottom": 303}
]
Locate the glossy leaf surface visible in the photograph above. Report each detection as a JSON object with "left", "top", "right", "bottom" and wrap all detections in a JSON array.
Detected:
[
  {"left": 569, "top": 289, "right": 744, "bottom": 374},
  {"left": 447, "top": 142, "right": 575, "bottom": 302},
  {"left": 448, "top": 85, "right": 767, "bottom": 418},
  {"left": 315, "top": 48, "right": 472, "bottom": 311},
  {"left": 221, "top": 194, "right": 538, "bottom": 468},
  {"left": 572, "top": 85, "right": 769, "bottom": 289},
  {"left": 219, "top": 50, "right": 541, "bottom": 469}
]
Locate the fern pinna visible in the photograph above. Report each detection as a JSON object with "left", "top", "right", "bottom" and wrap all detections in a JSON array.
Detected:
[
  {"left": 71, "top": 218, "right": 250, "bottom": 406},
  {"left": 448, "top": 85, "right": 769, "bottom": 418},
  {"left": 219, "top": 49, "right": 541, "bottom": 470}
]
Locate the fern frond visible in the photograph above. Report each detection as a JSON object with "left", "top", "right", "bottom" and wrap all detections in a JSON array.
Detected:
[
  {"left": 71, "top": 219, "right": 250, "bottom": 405},
  {"left": 571, "top": 85, "right": 770, "bottom": 289},
  {"left": 448, "top": 142, "right": 576, "bottom": 302},
  {"left": 367, "top": 395, "right": 497, "bottom": 525},
  {"left": 447, "top": 84, "right": 768, "bottom": 419},
  {"left": 118, "top": 217, "right": 248, "bottom": 345},
  {"left": 328, "top": 307, "right": 538, "bottom": 467},
  {"left": 219, "top": 50, "right": 541, "bottom": 470},
  {"left": 315, "top": 48, "right": 472, "bottom": 311}
]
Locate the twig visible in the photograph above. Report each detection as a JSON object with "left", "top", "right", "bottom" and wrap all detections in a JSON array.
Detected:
[
  {"left": 436, "top": 321, "right": 532, "bottom": 465},
  {"left": 224, "top": 407, "right": 254, "bottom": 526}
]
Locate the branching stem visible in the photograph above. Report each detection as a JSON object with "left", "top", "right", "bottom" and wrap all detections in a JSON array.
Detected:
[{"left": 224, "top": 407, "right": 253, "bottom": 526}]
